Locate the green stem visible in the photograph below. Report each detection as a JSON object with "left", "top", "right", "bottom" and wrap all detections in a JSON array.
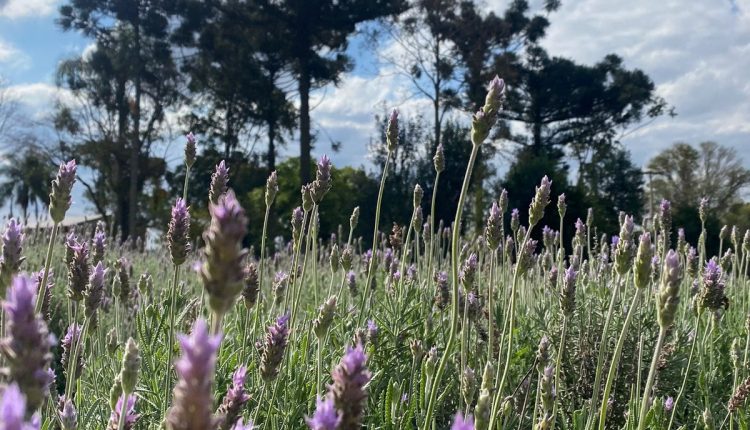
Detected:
[
  {"left": 35, "top": 223, "right": 58, "bottom": 314},
  {"left": 551, "top": 315, "right": 568, "bottom": 428},
  {"left": 64, "top": 311, "right": 89, "bottom": 402},
  {"left": 598, "top": 288, "right": 642, "bottom": 430},
  {"left": 668, "top": 315, "right": 700, "bottom": 430},
  {"left": 637, "top": 326, "right": 668, "bottom": 430},
  {"left": 163, "top": 265, "right": 180, "bottom": 413},
  {"left": 427, "top": 171, "right": 441, "bottom": 278},
  {"left": 422, "top": 143, "right": 480, "bottom": 430}
]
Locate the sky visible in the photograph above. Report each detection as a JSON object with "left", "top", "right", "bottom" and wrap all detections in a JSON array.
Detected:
[{"left": 1, "top": 0, "right": 749, "bottom": 215}]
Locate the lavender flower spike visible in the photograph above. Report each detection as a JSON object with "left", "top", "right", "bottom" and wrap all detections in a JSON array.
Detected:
[
  {"left": 311, "top": 155, "right": 333, "bottom": 204},
  {"left": 167, "top": 198, "right": 191, "bottom": 266},
  {"left": 49, "top": 159, "right": 77, "bottom": 223},
  {"left": 185, "top": 132, "right": 197, "bottom": 168},
  {"left": 91, "top": 227, "right": 106, "bottom": 265},
  {"left": 0, "top": 218, "right": 25, "bottom": 296},
  {"left": 260, "top": 314, "right": 290, "bottom": 382},
  {"left": 200, "top": 190, "right": 248, "bottom": 319},
  {"left": 231, "top": 419, "right": 255, "bottom": 430},
  {"left": 166, "top": 319, "right": 222, "bottom": 430},
  {"left": 209, "top": 160, "right": 230, "bottom": 204},
  {"left": 216, "top": 365, "right": 251, "bottom": 430},
  {"left": 85, "top": 262, "right": 107, "bottom": 319},
  {"left": 386, "top": 109, "right": 399, "bottom": 152},
  {"left": 331, "top": 344, "right": 372, "bottom": 429},
  {"left": 107, "top": 394, "right": 138, "bottom": 430},
  {"left": 306, "top": 396, "right": 342, "bottom": 430},
  {"left": 451, "top": 411, "right": 475, "bottom": 430},
  {"left": 0, "top": 383, "right": 40, "bottom": 429},
  {"left": 1, "top": 275, "right": 55, "bottom": 413}
]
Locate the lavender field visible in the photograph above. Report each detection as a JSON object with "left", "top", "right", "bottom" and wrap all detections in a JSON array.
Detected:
[{"left": 1, "top": 77, "right": 749, "bottom": 430}]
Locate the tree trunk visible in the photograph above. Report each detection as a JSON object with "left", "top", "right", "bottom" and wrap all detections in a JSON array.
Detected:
[
  {"left": 299, "top": 63, "right": 312, "bottom": 185},
  {"left": 128, "top": 5, "right": 142, "bottom": 242},
  {"left": 116, "top": 75, "right": 129, "bottom": 240}
]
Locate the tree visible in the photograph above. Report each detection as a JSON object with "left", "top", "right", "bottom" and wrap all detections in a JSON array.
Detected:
[
  {"left": 174, "top": 0, "right": 296, "bottom": 167},
  {"left": 0, "top": 143, "right": 53, "bottom": 222},
  {"left": 647, "top": 141, "right": 750, "bottom": 215},
  {"left": 57, "top": 0, "right": 181, "bottom": 239},
  {"left": 262, "top": 0, "right": 407, "bottom": 184}
]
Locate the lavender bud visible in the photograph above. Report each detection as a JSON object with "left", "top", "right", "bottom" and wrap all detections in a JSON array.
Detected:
[
  {"left": 272, "top": 271, "right": 289, "bottom": 305},
  {"left": 0, "top": 218, "right": 24, "bottom": 296},
  {"left": 265, "top": 171, "right": 278, "bottom": 207},
  {"left": 586, "top": 208, "right": 594, "bottom": 228},
  {"left": 340, "top": 246, "right": 353, "bottom": 272},
  {"left": 474, "top": 362, "right": 494, "bottom": 430},
  {"left": 366, "top": 320, "right": 379, "bottom": 347},
  {"left": 433, "top": 144, "right": 445, "bottom": 173},
  {"left": 386, "top": 109, "right": 399, "bottom": 152},
  {"left": 330, "top": 245, "right": 341, "bottom": 273},
  {"left": 200, "top": 190, "right": 248, "bottom": 317},
  {"left": 413, "top": 184, "right": 424, "bottom": 209},
  {"left": 460, "top": 253, "right": 479, "bottom": 287},
  {"left": 241, "top": 263, "right": 259, "bottom": 310},
  {"left": 60, "top": 397, "right": 78, "bottom": 430},
  {"left": 471, "top": 76, "right": 505, "bottom": 145},
  {"left": 1, "top": 275, "right": 54, "bottom": 412},
  {"left": 292, "top": 207, "right": 305, "bottom": 244},
  {"left": 119, "top": 338, "right": 140, "bottom": 395},
  {"left": 462, "top": 367, "right": 477, "bottom": 408},
  {"left": 91, "top": 228, "right": 106, "bottom": 265},
  {"left": 633, "top": 233, "right": 653, "bottom": 289},
  {"left": 698, "top": 259, "right": 729, "bottom": 312},
  {"left": 62, "top": 323, "right": 83, "bottom": 381},
  {"left": 699, "top": 197, "right": 708, "bottom": 223},
  {"left": 306, "top": 396, "right": 342, "bottom": 430},
  {"left": 720, "top": 225, "right": 729, "bottom": 240},
  {"left": 209, "top": 160, "right": 230, "bottom": 205},
  {"left": 167, "top": 198, "right": 191, "bottom": 266},
  {"left": 216, "top": 366, "right": 251, "bottom": 430},
  {"left": 434, "top": 271, "right": 450, "bottom": 310},
  {"left": 557, "top": 194, "right": 566, "bottom": 218},
  {"left": 346, "top": 271, "right": 357, "bottom": 297},
  {"left": 311, "top": 155, "right": 333, "bottom": 204},
  {"left": 350, "top": 207, "right": 360, "bottom": 233},
  {"left": 510, "top": 209, "right": 520, "bottom": 233},
  {"left": 302, "top": 184, "right": 314, "bottom": 212},
  {"left": 185, "top": 132, "right": 197, "bottom": 168},
  {"left": 166, "top": 319, "right": 222, "bottom": 430},
  {"left": 560, "top": 265, "right": 577, "bottom": 315},
  {"left": 330, "top": 344, "right": 371, "bottom": 429},
  {"left": 657, "top": 250, "right": 682, "bottom": 328},
  {"left": 313, "top": 296, "right": 337, "bottom": 339},
  {"left": 49, "top": 160, "right": 77, "bottom": 223},
  {"left": 260, "top": 314, "right": 290, "bottom": 382}
]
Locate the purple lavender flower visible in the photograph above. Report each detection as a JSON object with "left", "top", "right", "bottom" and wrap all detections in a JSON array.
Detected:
[
  {"left": 0, "top": 383, "right": 40, "bottom": 429},
  {"left": 1, "top": 275, "right": 54, "bottom": 413},
  {"left": 460, "top": 253, "right": 479, "bottom": 287},
  {"left": 330, "top": 344, "right": 371, "bottom": 429},
  {"left": 485, "top": 202, "right": 503, "bottom": 250},
  {"left": 699, "top": 197, "right": 708, "bottom": 222},
  {"left": 260, "top": 314, "right": 290, "bottom": 382},
  {"left": 265, "top": 171, "right": 278, "bottom": 207},
  {"left": 167, "top": 198, "right": 191, "bottom": 266},
  {"left": 84, "top": 262, "right": 107, "bottom": 319},
  {"left": 91, "top": 227, "right": 106, "bottom": 265},
  {"left": 311, "top": 155, "right": 333, "bottom": 203},
  {"left": 434, "top": 271, "right": 450, "bottom": 310},
  {"left": 292, "top": 206, "right": 305, "bottom": 244},
  {"left": 66, "top": 241, "right": 89, "bottom": 303},
  {"left": 306, "top": 396, "right": 342, "bottom": 430},
  {"left": 699, "top": 258, "right": 728, "bottom": 312},
  {"left": 433, "top": 143, "right": 445, "bottom": 173},
  {"left": 60, "top": 397, "right": 77, "bottom": 430},
  {"left": 231, "top": 419, "right": 254, "bottom": 430},
  {"left": 185, "top": 132, "right": 197, "bottom": 168},
  {"left": 49, "top": 160, "right": 77, "bottom": 223},
  {"left": 61, "top": 323, "right": 83, "bottom": 381},
  {"left": 107, "top": 394, "right": 138, "bottom": 430},
  {"left": 0, "top": 218, "right": 25, "bottom": 295},
  {"left": 664, "top": 396, "right": 674, "bottom": 412},
  {"left": 200, "top": 190, "right": 248, "bottom": 318},
  {"left": 216, "top": 365, "right": 251, "bottom": 430},
  {"left": 366, "top": 320, "right": 378, "bottom": 346},
  {"left": 451, "top": 411, "right": 475, "bottom": 430},
  {"left": 166, "top": 319, "right": 222, "bottom": 430},
  {"left": 386, "top": 109, "right": 399, "bottom": 151},
  {"left": 560, "top": 264, "right": 577, "bottom": 315},
  {"left": 209, "top": 160, "right": 230, "bottom": 204},
  {"left": 242, "top": 263, "right": 259, "bottom": 310},
  {"left": 347, "top": 271, "right": 357, "bottom": 296},
  {"left": 529, "top": 176, "right": 552, "bottom": 226},
  {"left": 660, "top": 199, "right": 672, "bottom": 234},
  {"left": 510, "top": 208, "right": 520, "bottom": 232}
]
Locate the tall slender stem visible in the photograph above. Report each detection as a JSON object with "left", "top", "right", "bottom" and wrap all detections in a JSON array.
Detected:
[
  {"left": 422, "top": 143, "right": 480, "bottom": 430},
  {"left": 163, "top": 265, "right": 180, "bottom": 412},
  {"left": 668, "top": 314, "right": 700, "bottom": 429},
  {"left": 637, "top": 326, "right": 668, "bottom": 429},
  {"left": 35, "top": 223, "right": 59, "bottom": 313}
]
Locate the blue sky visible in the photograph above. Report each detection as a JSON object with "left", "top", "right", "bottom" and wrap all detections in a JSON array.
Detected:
[{"left": 1, "top": 0, "right": 749, "bottom": 217}]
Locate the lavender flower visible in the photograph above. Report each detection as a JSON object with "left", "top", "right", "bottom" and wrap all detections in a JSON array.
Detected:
[
  {"left": 292, "top": 207, "right": 305, "bottom": 244},
  {"left": 510, "top": 209, "right": 520, "bottom": 233},
  {"left": 664, "top": 396, "right": 674, "bottom": 412},
  {"left": 311, "top": 155, "right": 332, "bottom": 203},
  {"left": 433, "top": 144, "right": 445, "bottom": 173},
  {"left": 166, "top": 319, "right": 222, "bottom": 430},
  {"left": 471, "top": 76, "right": 505, "bottom": 144},
  {"left": 32, "top": 269, "right": 52, "bottom": 323},
  {"left": 108, "top": 394, "right": 138, "bottom": 430},
  {"left": 60, "top": 397, "right": 77, "bottom": 430},
  {"left": 167, "top": 198, "right": 191, "bottom": 266},
  {"left": 200, "top": 190, "right": 248, "bottom": 318},
  {"left": 698, "top": 258, "right": 729, "bottom": 312},
  {"left": 451, "top": 412, "right": 475, "bottom": 430},
  {"left": 660, "top": 199, "right": 672, "bottom": 237},
  {"left": 67, "top": 241, "right": 90, "bottom": 302},
  {"left": 1, "top": 275, "right": 54, "bottom": 412},
  {"left": 460, "top": 253, "right": 479, "bottom": 287},
  {"left": 85, "top": 262, "right": 107, "bottom": 319},
  {"left": 0, "top": 383, "right": 40, "bottom": 429},
  {"left": 265, "top": 171, "right": 278, "bottom": 207},
  {"left": 61, "top": 323, "right": 83, "bottom": 381},
  {"left": 657, "top": 250, "right": 682, "bottom": 328},
  {"left": 209, "top": 160, "right": 230, "bottom": 204},
  {"left": 346, "top": 270, "right": 357, "bottom": 297},
  {"left": 216, "top": 366, "right": 251, "bottom": 430},
  {"left": 49, "top": 160, "right": 77, "bottom": 223},
  {"left": 185, "top": 132, "right": 197, "bottom": 168},
  {"left": 272, "top": 271, "right": 289, "bottom": 305},
  {"left": 306, "top": 396, "right": 342, "bottom": 430},
  {"left": 330, "top": 344, "right": 371, "bottom": 429},
  {"left": 260, "top": 314, "right": 290, "bottom": 382},
  {"left": 0, "top": 218, "right": 24, "bottom": 295},
  {"left": 231, "top": 419, "right": 254, "bottom": 430},
  {"left": 633, "top": 233, "right": 653, "bottom": 289},
  {"left": 485, "top": 202, "right": 503, "bottom": 250},
  {"left": 91, "top": 227, "right": 106, "bottom": 265},
  {"left": 434, "top": 271, "right": 450, "bottom": 310},
  {"left": 313, "top": 296, "right": 338, "bottom": 339},
  {"left": 366, "top": 320, "right": 378, "bottom": 347},
  {"left": 560, "top": 265, "right": 577, "bottom": 316},
  {"left": 242, "top": 263, "right": 259, "bottom": 310},
  {"left": 386, "top": 109, "right": 399, "bottom": 152}
]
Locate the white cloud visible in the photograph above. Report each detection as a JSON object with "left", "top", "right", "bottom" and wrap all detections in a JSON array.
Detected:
[
  {"left": 6, "top": 82, "right": 74, "bottom": 120},
  {"left": 0, "top": 37, "right": 29, "bottom": 70},
  {"left": 0, "top": 0, "right": 58, "bottom": 19},
  {"left": 528, "top": 0, "right": 750, "bottom": 167}
]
